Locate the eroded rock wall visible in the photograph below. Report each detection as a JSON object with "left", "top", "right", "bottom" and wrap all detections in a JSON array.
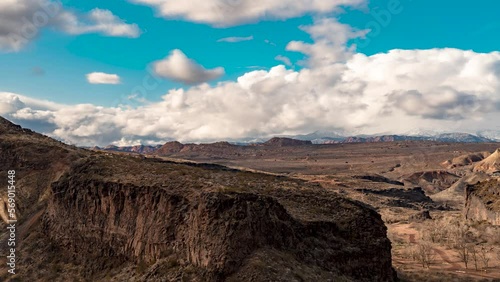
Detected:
[
  {"left": 465, "top": 179, "right": 500, "bottom": 226},
  {"left": 43, "top": 159, "right": 396, "bottom": 281}
]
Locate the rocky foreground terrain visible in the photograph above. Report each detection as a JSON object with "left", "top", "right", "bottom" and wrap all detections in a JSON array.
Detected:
[
  {"left": 2, "top": 115, "right": 500, "bottom": 281},
  {"left": 0, "top": 117, "right": 396, "bottom": 281}
]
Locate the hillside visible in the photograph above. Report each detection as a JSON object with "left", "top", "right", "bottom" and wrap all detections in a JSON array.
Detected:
[
  {"left": 0, "top": 117, "right": 85, "bottom": 224},
  {"left": 474, "top": 149, "right": 500, "bottom": 174},
  {"left": 441, "top": 151, "right": 491, "bottom": 169},
  {"left": 401, "top": 170, "right": 460, "bottom": 194},
  {"left": 263, "top": 137, "right": 313, "bottom": 146}
]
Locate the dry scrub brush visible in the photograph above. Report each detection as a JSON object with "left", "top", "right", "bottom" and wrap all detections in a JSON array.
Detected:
[{"left": 413, "top": 242, "right": 435, "bottom": 268}]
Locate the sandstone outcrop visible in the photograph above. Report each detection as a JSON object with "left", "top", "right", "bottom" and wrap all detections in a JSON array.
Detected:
[
  {"left": 431, "top": 172, "right": 491, "bottom": 204},
  {"left": 464, "top": 179, "right": 500, "bottom": 226},
  {"left": 474, "top": 149, "right": 500, "bottom": 174},
  {"left": 441, "top": 151, "right": 491, "bottom": 169}
]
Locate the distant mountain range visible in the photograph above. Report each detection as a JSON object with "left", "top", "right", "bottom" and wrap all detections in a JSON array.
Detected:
[
  {"left": 93, "top": 132, "right": 498, "bottom": 154},
  {"left": 93, "top": 144, "right": 162, "bottom": 154},
  {"left": 290, "top": 132, "right": 497, "bottom": 144},
  {"left": 476, "top": 130, "right": 500, "bottom": 142}
]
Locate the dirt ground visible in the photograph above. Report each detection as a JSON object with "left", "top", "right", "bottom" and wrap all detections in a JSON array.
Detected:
[
  {"left": 167, "top": 142, "right": 500, "bottom": 177},
  {"left": 389, "top": 222, "right": 500, "bottom": 281}
]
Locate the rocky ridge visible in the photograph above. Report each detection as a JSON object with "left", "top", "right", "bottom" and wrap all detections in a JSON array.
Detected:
[
  {"left": 263, "top": 137, "right": 313, "bottom": 147},
  {"left": 441, "top": 151, "right": 491, "bottom": 169},
  {"left": 474, "top": 149, "right": 500, "bottom": 174},
  {"left": 401, "top": 170, "right": 460, "bottom": 194}
]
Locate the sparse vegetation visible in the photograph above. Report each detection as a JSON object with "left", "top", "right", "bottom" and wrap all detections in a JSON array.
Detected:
[
  {"left": 392, "top": 211, "right": 500, "bottom": 279},
  {"left": 479, "top": 245, "right": 492, "bottom": 270},
  {"left": 469, "top": 244, "right": 479, "bottom": 271},
  {"left": 414, "top": 242, "right": 435, "bottom": 268}
]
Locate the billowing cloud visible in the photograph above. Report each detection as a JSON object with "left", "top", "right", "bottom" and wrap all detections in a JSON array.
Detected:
[
  {"left": 86, "top": 72, "right": 121, "bottom": 85},
  {"left": 287, "top": 18, "right": 369, "bottom": 66},
  {"left": 0, "top": 0, "right": 139, "bottom": 52},
  {"left": 130, "top": 0, "right": 365, "bottom": 26},
  {"left": 60, "top": 8, "right": 140, "bottom": 38},
  {"left": 217, "top": 35, "right": 253, "bottom": 43},
  {"left": 387, "top": 88, "right": 494, "bottom": 120},
  {"left": 153, "top": 49, "right": 225, "bottom": 84},
  {"left": 1, "top": 18, "right": 500, "bottom": 146}
]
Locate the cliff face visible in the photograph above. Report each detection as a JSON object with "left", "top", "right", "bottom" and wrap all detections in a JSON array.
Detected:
[
  {"left": 464, "top": 179, "right": 500, "bottom": 225},
  {"left": 42, "top": 155, "right": 396, "bottom": 281}
]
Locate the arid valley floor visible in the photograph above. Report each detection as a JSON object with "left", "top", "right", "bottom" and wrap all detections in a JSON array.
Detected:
[{"left": 135, "top": 140, "right": 500, "bottom": 281}]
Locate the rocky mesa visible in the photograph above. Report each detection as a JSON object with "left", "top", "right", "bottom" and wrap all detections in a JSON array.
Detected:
[{"left": 0, "top": 116, "right": 396, "bottom": 281}]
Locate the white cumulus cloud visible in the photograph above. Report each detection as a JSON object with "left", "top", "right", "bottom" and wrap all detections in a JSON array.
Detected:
[
  {"left": 129, "top": 0, "right": 365, "bottom": 26},
  {"left": 60, "top": 8, "right": 140, "bottom": 38},
  {"left": 287, "top": 18, "right": 369, "bottom": 66},
  {"left": 153, "top": 49, "right": 225, "bottom": 84},
  {"left": 86, "top": 72, "right": 121, "bottom": 85},
  {"left": 0, "top": 0, "right": 140, "bottom": 52}
]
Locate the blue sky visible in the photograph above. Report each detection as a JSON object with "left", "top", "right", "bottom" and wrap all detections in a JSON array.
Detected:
[
  {"left": 1, "top": 0, "right": 498, "bottom": 106},
  {"left": 0, "top": 0, "right": 499, "bottom": 145}
]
